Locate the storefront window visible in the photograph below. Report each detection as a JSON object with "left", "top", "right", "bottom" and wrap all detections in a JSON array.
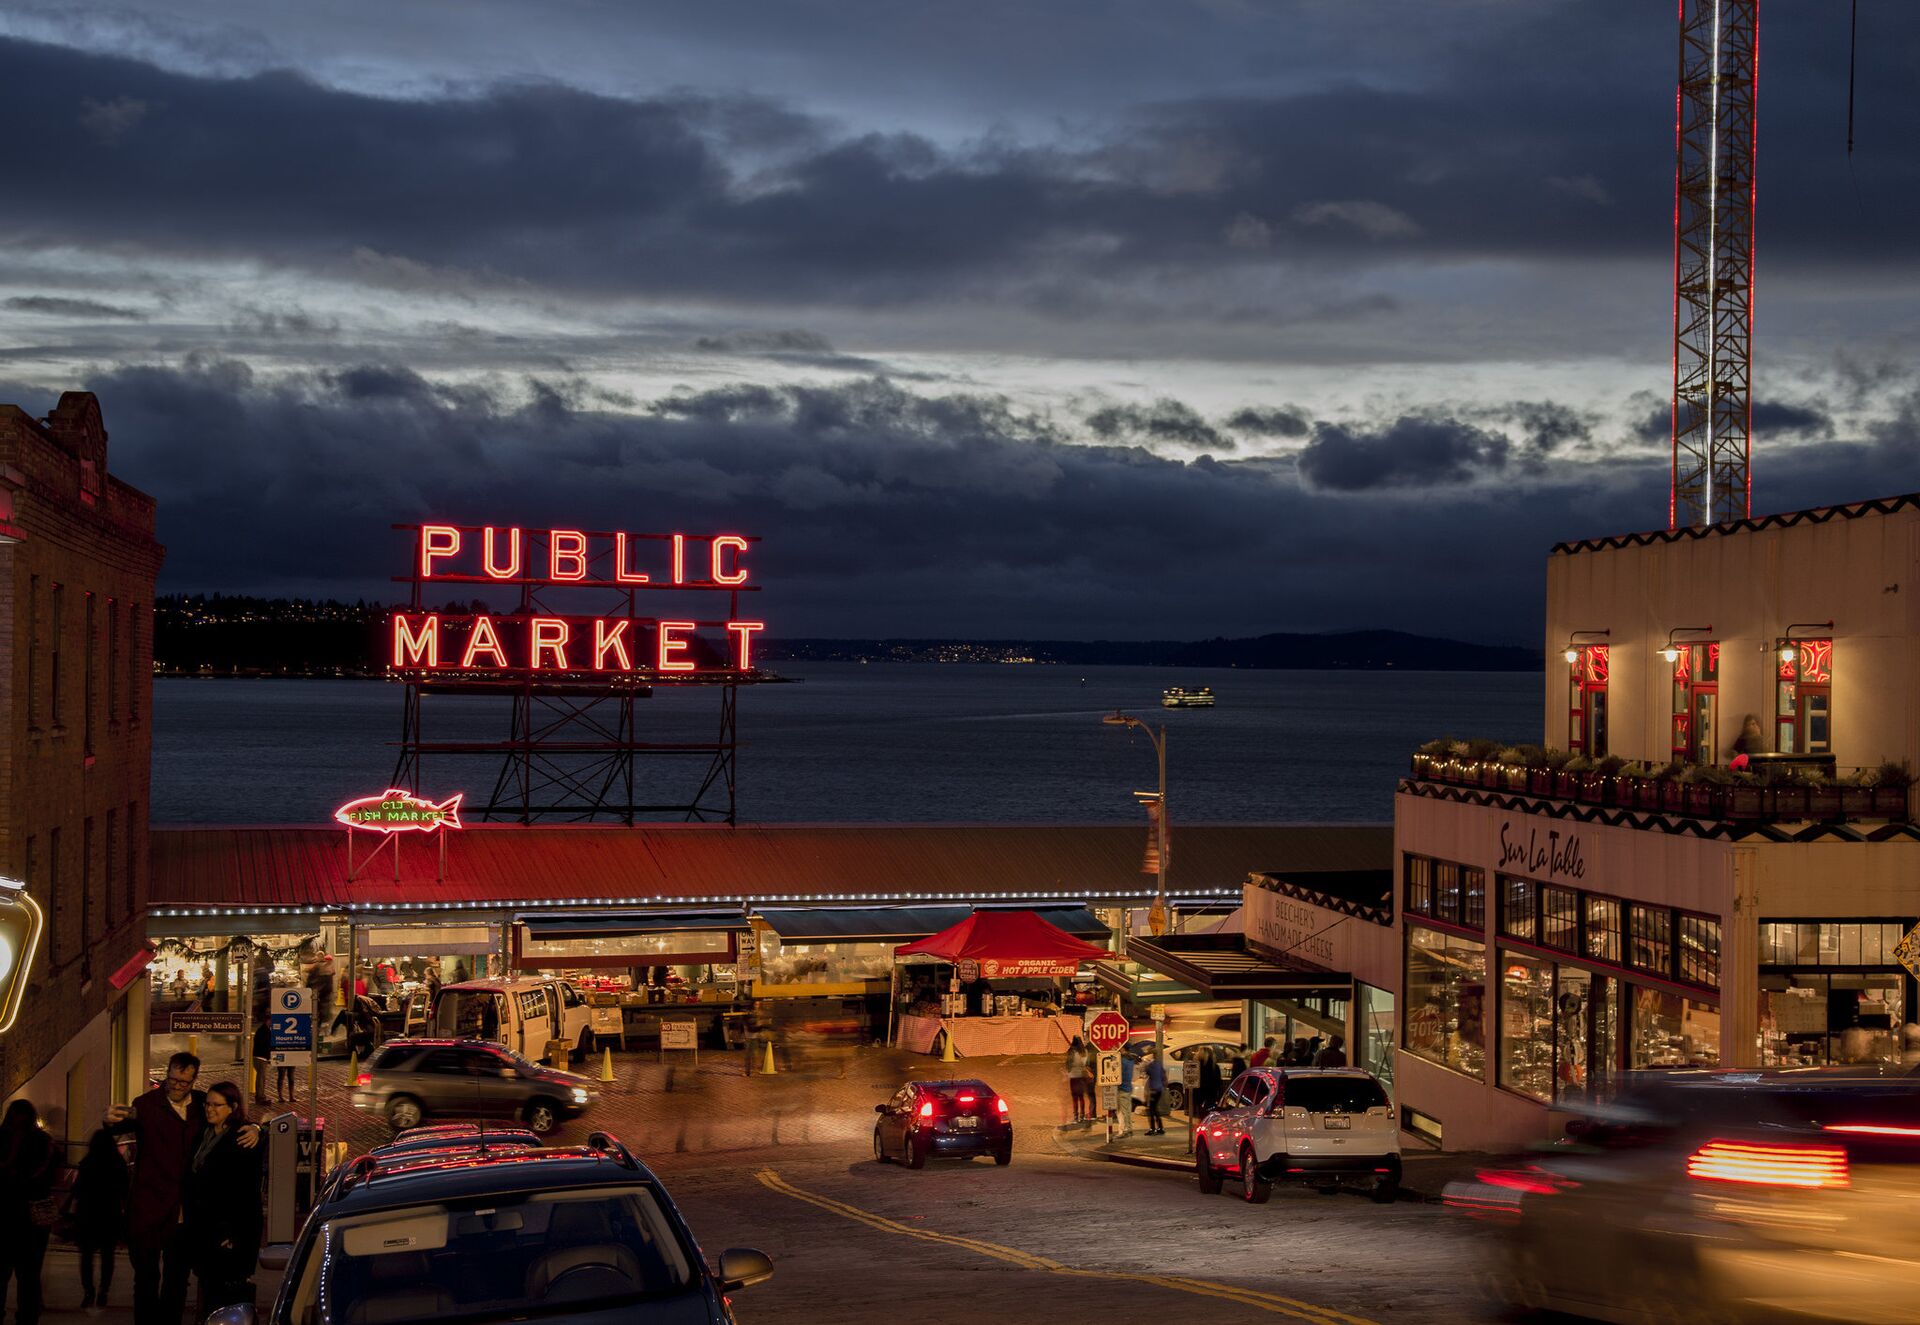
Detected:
[
  {"left": 1585, "top": 897, "right": 1622, "bottom": 965},
  {"left": 1499, "top": 876, "right": 1535, "bottom": 942},
  {"left": 1569, "top": 645, "right": 1609, "bottom": 756},
  {"left": 1671, "top": 641, "right": 1720, "bottom": 764},
  {"left": 1759, "top": 921, "right": 1909, "bottom": 967},
  {"left": 1629, "top": 905, "right": 1672, "bottom": 978},
  {"left": 1630, "top": 985, "right": 1719, "bottom": 1068},
  {"left": 1776, "top": 639, "right": 1832, "bottom": 756},
  {"left": 1677, "top": 913, "right": 1721, "bottom": 989},
  {"left": 1358, "top": 982, "right": 1395, "bottom": 1092},
  {"left": 1498, "top": 951, "right": 1554, "bottom": 1100},
  {"left": 1404, "top": 855, "right": 1432, "bottom": 916},
  {"left": 1759, "top": 972, "right": 1905, "bottom": 1067},
  {"left": 1404, "top": 925, "right": 1486, "bottom": 1080},
  {"left": 1463, "top": 868, "right": 1486, "bottom": 929},
  {"left": 1541, "top": 886, "right": 1577, "bottom": 951},
  {"left": 1435, "top": 861, "right": 1463, "bottom": 924}
]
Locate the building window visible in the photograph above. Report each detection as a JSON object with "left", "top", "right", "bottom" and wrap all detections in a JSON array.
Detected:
[
  {"left": 1671, "top": 641, "right": 1719, "bottom": 763},
  {"left": 124, "top": 801, "right": 139, "bottom": 918},
  {"left": 47, "top": 825, "right": 62, "bottom": 967},
  {"left": 1629, "top": 905, "right": 1673, "bottom": 978},
  {"left": 80, "top": 817, "right": 94, "bottom": 979},
  {"left": 1404, "top": 855, "right": 1432, "bottom": 917},
  {"left": 1462, "top": 867, "right": 1486, "bottom": 929},
  {"left": 1498, "top": 950, "right": 1555, "bottom": 1100},
  {"left": 1499, "top": 875, "right": 1536, "bottom": 942},
  {"left": 127, "top": 603, "right": 140, "bottom": 723},
  {"left": 27, "top": 576, "right": 40, "bottom": 730},
  {"left": 104, "top": 809, "right": 118, "bottom": 928},
  {"left": 1677, "top": 913, "right": 1721, "bottom": 989},
  {"left": 1404, "top": 925, "right": 1487, "bottom": 1080},
  {"left": 50, "top": 583, "right": 64, "bottom": 727},
  {"left": 1540, "top": 885, "right": 1578, "bottom": 951},
  {"left": 1631, "top": 985, "right": 1719, "bottom": 1068},
  {"left": 1568, "top": 645, "right": 1609, "bottom": 756},
  {"left": 107, "top": 598, "right": 119, "bottom": 721},
  {"left": 84, "top": 593, "right": 97, "bottom": 757},
  {"left": 1776, "top": 638, "right": 1832, "bottom": 756},
  {"left": 1585, "top": 896, "right": 1623, "bottom": 965},
  {"left": 1760, "top": 920, "right": 1908, "bottom": 967},
  {"left": 1435, "top": 861, "right": 1463, "bottom": 925}
]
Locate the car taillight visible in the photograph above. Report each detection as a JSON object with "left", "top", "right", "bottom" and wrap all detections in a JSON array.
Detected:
[
  {"left": 1474, "top": 1167, "right": 1577, "bottom": 1196},
  {"left": 1824, "top": 1123, "right": 1920, "bottom": 1139},
  {"left": 994, "top": 1097, "right": 1008, "bottom": 1116},
  {"left": 354, "top": 1073, "right": 371, "bottom": 1088},
  {"left": 1687, "top": 1140, "right": 1849, "bottom": 1189},
  {"left": 918, "top": 1100, "right": 936, "bottom": 1120}
]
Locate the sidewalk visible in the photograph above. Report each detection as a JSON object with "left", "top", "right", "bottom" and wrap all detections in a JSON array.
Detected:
[{"left": 29, "top": 1245, "right": 288, "bottom": 1325}]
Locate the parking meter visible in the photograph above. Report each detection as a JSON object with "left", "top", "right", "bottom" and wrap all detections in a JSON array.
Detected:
[{"left": 265, "top": 1111, "right": 301, "bottom": 1243}]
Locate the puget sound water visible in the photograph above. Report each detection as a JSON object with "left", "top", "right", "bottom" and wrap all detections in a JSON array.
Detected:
[{"left": 151, "top": 663, "right": 1540, "bottom": 826}]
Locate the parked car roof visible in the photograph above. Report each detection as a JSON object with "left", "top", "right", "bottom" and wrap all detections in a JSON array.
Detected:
[{"left": 326, "top": 1137, "right": 650, "bottom": 1216}]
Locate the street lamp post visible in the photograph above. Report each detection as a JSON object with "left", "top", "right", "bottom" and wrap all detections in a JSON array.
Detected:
[{"left": 1101, "top": 711, "right": 1168, "bottom": 940}]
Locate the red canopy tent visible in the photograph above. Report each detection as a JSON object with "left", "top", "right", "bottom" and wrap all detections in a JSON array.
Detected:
[{"left": 894, "top": 909, "right": 1108, "bottom": 979}]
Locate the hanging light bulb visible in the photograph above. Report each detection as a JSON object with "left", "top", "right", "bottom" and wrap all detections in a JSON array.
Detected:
[
  {"left": 1780, "top": 644, "right": 1797, "bottom": 662},
  {"left": 1563, "top": 649, "right": 1578, "bottom": 664},
  {"left": 1662, "top": 646, "right": 1680, "bottom": 663}
]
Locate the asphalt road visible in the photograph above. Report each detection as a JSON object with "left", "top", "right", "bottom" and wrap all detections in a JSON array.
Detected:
[{"left": 652, "top": 1143, "right": 1501, "bottom": 1324}]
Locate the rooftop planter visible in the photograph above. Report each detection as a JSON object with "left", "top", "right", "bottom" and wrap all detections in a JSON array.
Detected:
[{"left": 1409, "top": 740, "right": 1912, "bottom": 825}]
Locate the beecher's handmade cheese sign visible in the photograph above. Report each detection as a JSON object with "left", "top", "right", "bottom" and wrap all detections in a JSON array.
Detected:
[{"left": 390, "top": 524, "right": 764, "bottom": 677}]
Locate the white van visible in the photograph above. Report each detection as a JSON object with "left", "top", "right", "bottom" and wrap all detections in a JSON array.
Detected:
[{"left": 409, "top": 976, "right": 595, "bottom": 1064}]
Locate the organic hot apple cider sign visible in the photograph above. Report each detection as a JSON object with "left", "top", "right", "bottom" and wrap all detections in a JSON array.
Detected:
[{"left": 388, "top": 523, "right": 765, "bottom": 677}]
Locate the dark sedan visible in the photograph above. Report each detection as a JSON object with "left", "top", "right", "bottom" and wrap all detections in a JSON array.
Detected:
[{"left": 873, "top": 1079, "right": 1012, "bottom": 1168}]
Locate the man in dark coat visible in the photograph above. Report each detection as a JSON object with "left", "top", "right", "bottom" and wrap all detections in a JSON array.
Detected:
[{"left": 105, "top": 1052, "right": 258, "bottom": 1325}]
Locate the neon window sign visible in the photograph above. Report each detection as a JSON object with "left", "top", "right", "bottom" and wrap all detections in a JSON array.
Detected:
[
  {"left": 334, "top": 789, "right": 464, "bottom": 834},
  {"left": 0, "top": 877, "right": 45, "bottom": 1035}
]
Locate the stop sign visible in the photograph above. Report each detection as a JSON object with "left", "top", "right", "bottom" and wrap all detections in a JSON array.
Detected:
[{"left": 1085, "top": 1011, "right": 1130, "bottom": 1053}]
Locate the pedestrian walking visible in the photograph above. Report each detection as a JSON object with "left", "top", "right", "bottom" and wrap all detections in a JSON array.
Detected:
[
  {"left": 1229, "top": 1052, "right": 1247, "bottom": 1081},
  {"left": 185, "top": 1084, "right": 264, "bottom": 1316},
  {"left": 1314, "top": 1034, "right": 1347, "bottom": 1068},
  {"left": 1249, "top": 1036, "right": 1277, "bottom": 1068},
  {"left": 0, "top": 1099, "right": 58, "bottom": 1325},
  {"left": 71, "top": 1128, "right": 129, "bottom": 1315},
  {"left": 1143, "top": 1051, "right": 1167, "bottom": 1135},
  {"left": 1114, "top": 1051, "right": 1136, "bottom": 1136},
  {"left": 105, "top": 1051, "right": 259, "bottom": 1325},
  {"left": 1196, "top": 1046, "right": 1223, "bottom": 1116},
  {"left": 1064, "top": 1038, "right": 1090, "bottom": 1122},
  {"left": 250, "top": 1019, "right": 272, "bottom": 1108}
]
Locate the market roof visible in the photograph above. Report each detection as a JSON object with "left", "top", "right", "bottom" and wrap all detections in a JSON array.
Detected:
[
  {"left": 148, "top": 823, "right": 1389, "bottom": 916},
  {"left": 894, "top": 909, "right": 1109, "bottom": 974},
  {"left": 1249, "top": 868, "right": 1393, "bottom": 923},
  {"left": 515, "top": 908, "right": 749, "bottom": 936},
  {"left": 1126, "top": 932, "right": 1353, "bottom": 1000},
  {"left": 756, "top": 903, "right": 1106, "bottom": 943}
]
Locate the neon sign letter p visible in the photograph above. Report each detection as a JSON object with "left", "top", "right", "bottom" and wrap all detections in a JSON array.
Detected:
[{"left": 421, "top": 525, "right": 461, "bottom": 578}]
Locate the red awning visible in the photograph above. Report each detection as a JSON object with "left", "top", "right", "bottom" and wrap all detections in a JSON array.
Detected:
[{"left": 894, "top": 909, "right": 1109, "bottom": 978}]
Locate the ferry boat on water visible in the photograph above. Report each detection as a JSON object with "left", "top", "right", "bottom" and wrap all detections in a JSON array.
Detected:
[{"left": 1161, "top": 686, "right": 1216, "bottom": 708}]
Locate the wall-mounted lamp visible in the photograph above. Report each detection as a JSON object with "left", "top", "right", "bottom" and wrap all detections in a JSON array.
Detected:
[
  {"left": 1778, "top": 620, "right": 1834, "bottom": 665},
  {"left": 1563, "top": 629, "right": 1610, "bottom": 664},
  {"left": 1660, "top": 625, "right": 1714, "bottom": 664}
]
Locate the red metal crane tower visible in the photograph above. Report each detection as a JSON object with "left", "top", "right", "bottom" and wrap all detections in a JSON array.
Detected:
[{"left": 1670, "top": 0, "right": 1759, "bottom": 529}]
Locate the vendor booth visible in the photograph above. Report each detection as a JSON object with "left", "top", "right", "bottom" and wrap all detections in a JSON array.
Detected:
[{"left": 892, "top": 910, "right": 1109, "bottom": 1057}]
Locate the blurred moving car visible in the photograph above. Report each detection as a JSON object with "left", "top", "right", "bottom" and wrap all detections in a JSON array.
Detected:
[
  {"left": 1459, "top": 1070, "right": 1920, "bottom": 1323},
  {"left": 1193, "top": 1067, "right": 1400, "bottom": 1204},
  {"left": 873, "top": 1079, "right": 1013, "bottom": 1168},
  {"left": 207, "top": 1132, "right": 772, "bottom": 1325},
  {"left": 351, "top": 1038, "right": 597, "bottom": 1134}
]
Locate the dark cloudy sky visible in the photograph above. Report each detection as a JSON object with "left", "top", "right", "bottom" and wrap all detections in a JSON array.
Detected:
[{"left": 3, "top": 1, "right": 1918, "bottom": 643}]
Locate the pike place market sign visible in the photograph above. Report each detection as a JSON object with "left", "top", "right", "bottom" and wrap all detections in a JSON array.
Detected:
[{"left": 1497, "top": 820, "right": 1587, "bottom": 885}]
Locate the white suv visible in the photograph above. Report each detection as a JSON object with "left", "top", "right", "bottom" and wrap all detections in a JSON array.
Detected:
[{"left": 1194, "top": 1067, "right": 1400, "bottom": 1204}]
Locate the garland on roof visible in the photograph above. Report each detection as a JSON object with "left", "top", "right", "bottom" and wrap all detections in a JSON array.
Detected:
[{"left": 154, "top": 936, "right": 318, "bottom": 963}]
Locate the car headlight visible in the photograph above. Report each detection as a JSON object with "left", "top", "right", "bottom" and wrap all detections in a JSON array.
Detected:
[{"left": 570, "top": 1088, "right": 589, "bottom": 1103}]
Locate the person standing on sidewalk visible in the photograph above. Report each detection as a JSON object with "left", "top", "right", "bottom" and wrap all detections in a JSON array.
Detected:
[
  {"left": 72, "top": 1128, "right": 130, "bottom": 1316},
  {"left": 1064, "top": 1038, "right": 1090, "bottom": 1122},
  {"left": 1113, "top": 1051, "right": 1136, "bottom": 1136},
  {"left": 1195, "top": 1046, "right": 1223, "bottom": 1116},
  {"left": 1314, "top": 1034, "right": 1347, "bottom": 1068},
  {"left": 185, "top": 1084, "right": 263, "bottom": 1315},
  {"left": 0, "top": 1099, "right": 57, "bottom": 1325},
  {"left": 1143, "top": 1050, "right": 1167, "bottom": 1135},
  {"left": 105, "top": 1052, "right": 258, "bottom": 1325},
  {"left": 1250, "top": 1036, "right": 1277, "bottom": 1068},
  {"left": 250, "top": 1019, "right": 273, "bottom": 1109}
]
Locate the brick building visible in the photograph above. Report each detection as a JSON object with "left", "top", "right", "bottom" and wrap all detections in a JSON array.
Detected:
[{"left": 0, "top": 392, "right": 163, "bottom": 1143}]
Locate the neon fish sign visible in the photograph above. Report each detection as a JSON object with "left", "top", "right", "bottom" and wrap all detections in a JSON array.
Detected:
[
  {"left": 335, "top": 789, "right": 465, "bottom": 834},
  {"left": 0, "top": 877, "right": 45, "bottom": 1035}
]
